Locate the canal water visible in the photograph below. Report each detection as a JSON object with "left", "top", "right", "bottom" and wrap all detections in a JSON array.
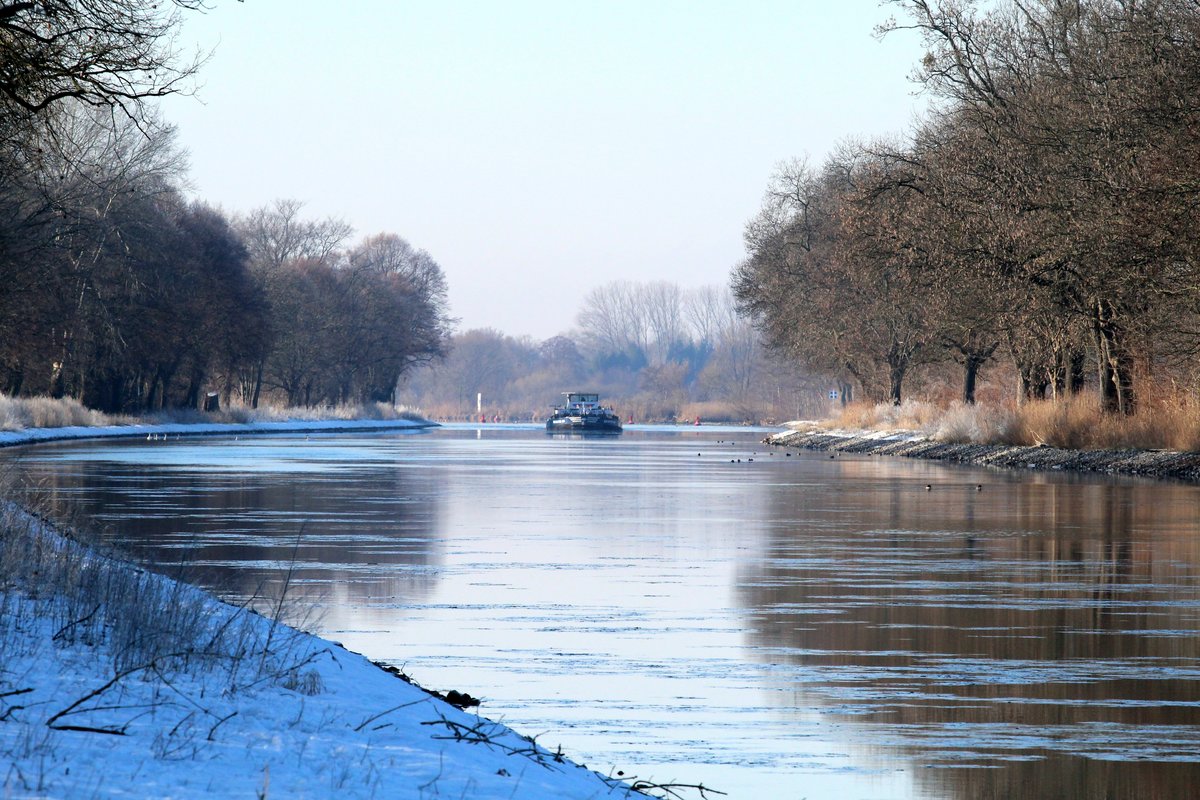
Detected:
[{"left": 7, "top": 425, "right": 1200, "bottom": 799}]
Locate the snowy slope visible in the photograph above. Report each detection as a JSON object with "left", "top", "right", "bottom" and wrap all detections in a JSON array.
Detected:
[
  {"left": 0, "top": 424, "right": 651, "bottom": 799},
  {"left": 1, "top": 592, "right": 640, "bottom": 798}
]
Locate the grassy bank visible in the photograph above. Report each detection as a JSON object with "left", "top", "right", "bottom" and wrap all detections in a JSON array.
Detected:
[
  {"left": 826, "top": 396, "right": 1200, "bottom": 453},
  {"left": 0, "top": 394, "right": 428, "bottom": 432},
  {"left": 772, "top": 396, "right": 1200, "bottom": 482}
]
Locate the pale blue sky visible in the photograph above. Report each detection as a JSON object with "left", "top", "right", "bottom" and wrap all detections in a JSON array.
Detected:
[{"left": 163, "top": 1, "right": 928, "bottom": 339}]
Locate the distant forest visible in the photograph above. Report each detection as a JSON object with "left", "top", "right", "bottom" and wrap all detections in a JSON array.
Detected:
[
  {"left": 399, "top": 282, "right": 824, "bottom": 423},
  {"left": 735, "top": 0, "right": 1200, "bottom": 415}
]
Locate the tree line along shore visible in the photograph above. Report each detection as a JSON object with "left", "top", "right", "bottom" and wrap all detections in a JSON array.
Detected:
[
  {"left": 733, "top": 0, "right": 1200, "bottom": 430},
  {"left": 13, "top": 1, "right": 1200, "bottom": 440},
  {"left": 2, "top": 3, "right": 453, "bottom": 417}
]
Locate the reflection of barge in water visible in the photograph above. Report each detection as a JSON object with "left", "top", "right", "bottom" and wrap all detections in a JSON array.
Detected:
[{"left": 545, "top": 392, "right": 623, "bottom": 433}]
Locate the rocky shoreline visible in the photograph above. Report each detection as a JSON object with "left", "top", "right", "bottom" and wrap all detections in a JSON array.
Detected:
[{"left": 767, "top": 427, "right": 1200, "bottom": 482}]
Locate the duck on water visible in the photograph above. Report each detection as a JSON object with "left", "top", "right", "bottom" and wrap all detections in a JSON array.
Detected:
[{"left": 545, "top": 392, "right": 623, "bottom": 433}]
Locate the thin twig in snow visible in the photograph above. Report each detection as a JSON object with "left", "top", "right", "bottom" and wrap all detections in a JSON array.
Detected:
[
  {"left": 51, "top": 603, "right": 100, "bottom": 641},
  {"left": 353, "top": 699, "right": 426, "bottom": 732},
  {"left": 206, "top": 711, "right": 238, "bottom": 742}
]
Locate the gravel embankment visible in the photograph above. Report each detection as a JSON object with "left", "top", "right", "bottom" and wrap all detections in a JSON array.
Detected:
[{"left": 767, "top": 428, "right": 1200, "bottom": 482}]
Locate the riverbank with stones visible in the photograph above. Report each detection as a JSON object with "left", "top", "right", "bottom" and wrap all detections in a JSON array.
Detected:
[{"left": 766, "top": 426, "right": 1200, "bottom": 483}]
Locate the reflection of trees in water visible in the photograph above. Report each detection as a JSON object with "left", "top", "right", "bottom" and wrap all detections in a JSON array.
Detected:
[
  {"left": 738, "top": 456, "right": 1200, "bottom": 799},
  {"left": 18, "top": 451, "right": 444, "bottom": 610},
  {"left": 919, "top": 756, "right": 1198, "bottom": 800}
]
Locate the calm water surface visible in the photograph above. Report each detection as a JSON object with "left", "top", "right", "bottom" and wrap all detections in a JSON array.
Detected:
[{"left": 9, "top": 425, "right": 1200, "bottom": 799}]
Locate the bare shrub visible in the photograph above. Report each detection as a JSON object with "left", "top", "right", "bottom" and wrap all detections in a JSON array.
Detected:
[
  {"left": 27, "top": 397, "right": 112, "bottom": 428},
  {"left": 931, "top": 402, "right": 1018, "bottom": 444},
  {"left": 921, "top": 393, "right": 1200, "bottom": 452},
  {"left": 282, "top": 667, "right": 325, "bottom": 696},
  {"left": 0, "top": 395, "right": 27, "bottom": 430},
  {"left": 827, "top": 400, "right": 941, "bottom": 432},
  {"left": 822, "top": 392, "right": 1200, "bottom": 454},
  {"left": 827, "top": 401, "right": 885, "bottom": 430},
  {"left": 1161, "top": 405, "right": 1200, "bottom": 452},
  {"left": 614, "top": 397, "right": 675, "bottom": 425},
  {"left": 219, "top": 405, "right": 254, "bottom": 424},
  {"left": 879, "top": 400, "right": 941, "bottom": 430}
]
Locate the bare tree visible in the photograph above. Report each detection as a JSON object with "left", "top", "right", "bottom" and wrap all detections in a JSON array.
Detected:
[
  {"left": 639, "top": 281, "right": 685, "bottom": 365},
  {"left": 238, "top": 199, "right": 353, "bottom": 272},
  {"left": 735, "top": 146, "right": 939, "bottom": 405},
  {"left": 38, "top": 112, "right": 188, "bottom": 407},
  {"left": 882, "top": 0, "right": 1200, "bottom": 412},
  {"left": 340, "top": 233, "right": 453, "bottom": 403},
  {"left": 233, "top": 200, "right": 353, "bottom": 406},
  {"left": 683, "top": 285, "right": 725, "bottom": 351},
  {"left": 0, "top": 0, "right": 205, "bottom": 117},
  {"left": 576, "top": 281, "right": 649, "bottom": 361}
]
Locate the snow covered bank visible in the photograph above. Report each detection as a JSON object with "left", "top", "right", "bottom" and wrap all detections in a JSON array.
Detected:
[
  {"left": 0, "top": 417, "right": 438, "bottom": 449},
  {"left": 768, "top": 425, "right": 1200, "bottom": 481},
  {"left": 0, "top": 502, "right": 649, "bottom": 799}
]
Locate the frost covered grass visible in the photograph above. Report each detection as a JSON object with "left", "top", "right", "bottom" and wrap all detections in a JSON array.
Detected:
[
  {"left": 0, "top": 495, "right": 323, "bottom": 727},
  {"left": 0, "top": 488, "right": 658, "bottom": 798},
  {"left": 929, "top": 402, "right": 1019, "bottom": 445},
  {"left": 165, "top": 401, "right": 430, "bottom": 425},
  {"left": 0, "top": 392, "right": 429, "bottom": 432},
  {"left": 819, "top": 394, "right": 1200, "bottom": 453},
  {"left": 828, "top": 400, "right": 945, "bottom": 434},
  {"left": 0, "top": 395, "right": 126, "bottom": 431},
  {"left": 0, "top": 501, "right": 326, "bottom": 791}
]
